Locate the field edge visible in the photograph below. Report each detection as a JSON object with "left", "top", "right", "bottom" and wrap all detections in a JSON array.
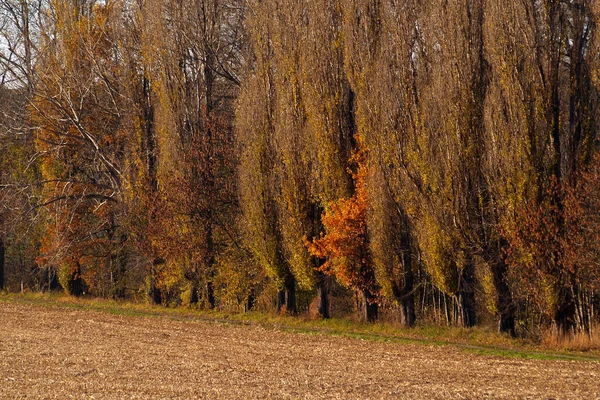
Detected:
[{"left": 1, "top": 292, "right": 599, "bottom": 363}]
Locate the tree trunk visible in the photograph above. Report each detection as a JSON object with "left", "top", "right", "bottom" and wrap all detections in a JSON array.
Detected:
[
  {"left": 141, "top": 73, "right": 160, "bottom": 305},
  {"left": 189, "top": 285, "right": 199, "bottom": 305},
  {"left": 110, "top": 230, "right": 127, "bottom": 300},
  {"left": 399, "top": 292, "right": 415, "bottom": 328},
  {"left": 285, "top": 274, "right": 297, "bottom": 314},
  {"left": 555, "top": 282, "right": 576, "bottom": 335},
  {"left": 316, "top": 272, "right": 330, "bottom": 319},
  {"left": 245, "top": 288, "right": 255, "bottom": 312},
  {"left": 201, "top": 223, "right": 215, "bottom": 309},
  {"left": 393, "top": 263, "right": 415, "bottom": 327},
  {"left": 362, "top": 289, "right": 378, "bottom": 322},
  {"left": 399, "top": 231, "right": 415, "bottom": 327},
  {"left": 457, "top": 257, "right": 476, "bottom": 327},
  {"left": 309, "top": 204, "right": 329, "bottom": 319},
  {"left": 0, "top": 237, "right": 5, "bottom": 291},
  {"left": 206, "top": 280, "right": 215, "bottom": 309},
  {"left": 47, "top": 267, "right": 60, "bottom": 291},
  {"left": 204, "top": 29, "right": 217, "bottom": 311},
  {"left": 70, "top": 263, "right": 84, "bottom": 297},
  {"left": 276, "top": 288, "right": 286, "bottom": 313},
  {"left": 466, "top": 0, "right": 514, "bottom": 336},
  {"left": 141, "top": 75, "right": 158, "bottom": 193},
  {"left": 115, "top": 250, "right": 127, "bottom": 299},
  {"left": 149, "top": 283, "right": 162, "bottom": 305},
  {"left": 489, "top": 255, "right": 516, "bottom": 336},
  {"left": 149, "top": 258, "right": 163, "bottom": 305}
]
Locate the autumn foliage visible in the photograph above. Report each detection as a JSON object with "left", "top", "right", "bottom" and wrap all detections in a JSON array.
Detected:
[
  {"left": 1, "top": 0, "right": 600, "bottom": 338},
  {"left": 507, "top": 157, "right": 600, "bottom": 334},
  {"left": 305, "top": 139, "right": 379, "bottom": 320}
]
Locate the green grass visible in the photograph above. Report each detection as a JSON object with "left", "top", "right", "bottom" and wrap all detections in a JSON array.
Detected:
[{"left": 2, "top": 292, "right": 599, "bottom": 362}]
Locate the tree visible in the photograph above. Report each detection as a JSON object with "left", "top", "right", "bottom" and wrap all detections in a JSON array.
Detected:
[
  {"left": 132, "top": 0, "right": 244, "bottom": 307},
  {"left": 0, "top": 0, "right": 42, "bottom": 91},
  {"left": 0, "top": 1, "right": 45, "bottom": 292},
  {"left": 239, "top": 0, "right": 362, "bottom": 317},
  {"left": 32, "top": 1, "right": 131, "bottom": 297},
  {"left": 306, "top": 140, "right": 379, "bottom": 322},
  {"left": 295, "top": 0, "right": 357, "bottom": 318},
  {"left": 342, "top": 0, "right": 419, "bottom": 327},
  {"left": 487, "top": 0, "right": 600, "bottom": 335},
  {"left": 237, "top": 0, "right": 295, "bottom": 313}
]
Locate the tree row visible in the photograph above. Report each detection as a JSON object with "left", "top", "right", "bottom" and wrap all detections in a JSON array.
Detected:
[{"left": 1, "top": 0, "right": 600, "bottom": 337}]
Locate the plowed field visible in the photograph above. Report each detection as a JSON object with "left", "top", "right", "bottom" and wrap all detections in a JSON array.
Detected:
[{"left": 0, "top": 300, "right": 598, "bottom": 399}]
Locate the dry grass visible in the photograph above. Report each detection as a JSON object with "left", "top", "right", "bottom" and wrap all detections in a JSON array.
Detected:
[
  {"left": 543, "top": 324, "right": 600, "bottom": 352},
  {"left": 1, "top": 300, "right": 599, "bottom": 399}
]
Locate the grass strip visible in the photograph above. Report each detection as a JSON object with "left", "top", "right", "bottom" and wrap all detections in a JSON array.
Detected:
[{"left": 2, "top": 292, "right": 599, "bottom": 362}]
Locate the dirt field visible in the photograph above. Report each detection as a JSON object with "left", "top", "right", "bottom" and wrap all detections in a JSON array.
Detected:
[{"left": 0, "top": 301, "right": 599, "bottom": 399}]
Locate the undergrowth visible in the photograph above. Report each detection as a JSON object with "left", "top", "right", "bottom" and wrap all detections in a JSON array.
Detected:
[{"left": 542, "top": 324, "right": 600, "bottom": 352}]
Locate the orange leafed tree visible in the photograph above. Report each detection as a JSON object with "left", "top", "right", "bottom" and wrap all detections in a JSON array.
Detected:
[{"left": 305, "top": 138, "right": 379, "bottom": 321}]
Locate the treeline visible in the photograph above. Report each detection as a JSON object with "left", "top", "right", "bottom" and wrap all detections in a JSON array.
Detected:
[{"left": 1, "top": 0, "right": 600, "bottom": 337}]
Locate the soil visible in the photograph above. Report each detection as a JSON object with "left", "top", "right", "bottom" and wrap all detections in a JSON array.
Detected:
[{"left": 0, "top": 301, "right": 598, "bottom": 399}]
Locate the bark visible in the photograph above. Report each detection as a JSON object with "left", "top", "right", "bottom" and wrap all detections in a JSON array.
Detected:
[
  {"left": 0, "top": 237, "right": 5, "bottom": 291},
  {"left": 490, "top": 256, "right": 516, "bottom": 336},
  {"left": 555, "top": 281, "right": 577, "bottom": 335},
  {"left": 316, "top": 272, "right": 330, "bottom": 319},
  {"left": 21, "top": 0, "right": 33, "bottom": 94},
  {"left": 276, "top": 288, "right": 286, "bottom": 313},
  {"left": 285, "top": 274, "right": 297, "bottom": 314},
  {"left": 274, "top": 238, "right": 288, "bottom": 313},
  {"left": 109, "top": 230, "right": 128, "bottom": 300},
  {"left": 399, "top": 286, "right": 415, "bottom": 327},
  {"left": 149, "top": 258, "right": 163, "bottom": 305},
  {"left": 141, "top": 73, "right": 161, "bottom": 306},
  {"left": 457, "top": 0, "right": 482, "bottom": 331},
  {"left": 205, "top": 224, "right": 216, "bottom": 309},
  {"left": 69, "top": 263, "right": 84, "bottom": 297},
  {"left": 457, "top": 256, "right": 476, "bottom": 327},
  {"left": 245, "top": 288, "right": 255, "bottom": 312},
  {"left": 391, "top": 254, "right": 415, "bottom": 326},
  {"left": 149, "top": 283, "right": 162, "bottom": 305},
  {"left": 206, "top": 281, "right": 216, "bottom": 309},
  {"left": 362, "top": 289, "right": 378, "bottom": 322},
  {"left": 399, "top": 298, "right": 415, "bottom": 327},
  {"left": 399, "top": 230, "right": 415, "bottom": 327},
  {"left": 114, "top": 251, "right": 128, "bottom": 299},
  {"left": 189, "top": 285, "right": 199, "bottom": 305},
  {"left": 141, "top": 76, "right": 158, "bottom": 192},
  {"left": 309, "top": 203, "right": 330, "bottom": 319},
  {"left": 203, "top": 22, "right": 217, "bottom": 311}
]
